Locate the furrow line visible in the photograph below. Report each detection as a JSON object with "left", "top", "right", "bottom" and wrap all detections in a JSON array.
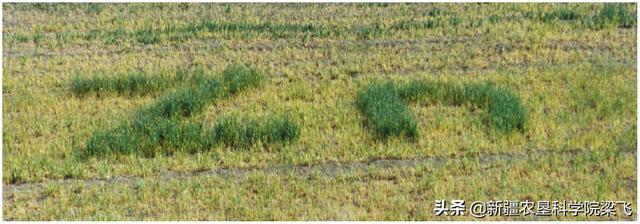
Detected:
[{"left": 4, "top": 147, "right": 634, "bottom": 197}]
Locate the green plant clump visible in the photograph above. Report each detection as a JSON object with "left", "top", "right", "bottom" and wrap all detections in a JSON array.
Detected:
[
  {"left": 540, "top": 7, "right": 582, "bottom": 22},
  {"left": 81, "top": 64, "right": 289, "bottom": 157},
  {"left": 397, "top": 80, "right": 527, "bottom": 133},
  {"left": 357, "top": 79, "right": 527, "bottom": 140},
  {"left": 355, "top": 82, "right": 419, "bottom": 140},
  {"left": 210, "top": 115, "right": 301, "bottom": 149},
  {"left": 584, "top": 4, "right": 636, "bottom": 29},
  {"left": 146, "top": 79, "right": 225, "bottom": 118},
  {"left": 71, "top": 72, "right": 172, "bottom": 96},
  {"left": 221, "top": 64, "right": 265, "bottom": 94},
  {"left": 71, "top": 68, "right": 214, "bottom": 97}
]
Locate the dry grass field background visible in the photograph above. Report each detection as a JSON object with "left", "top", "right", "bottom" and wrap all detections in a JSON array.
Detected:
[{"left": 2, "top": 3, "right": 637, "bottom": 220}]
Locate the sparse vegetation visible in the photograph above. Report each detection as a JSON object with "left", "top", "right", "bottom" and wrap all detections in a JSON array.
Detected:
[
  {"left": 5, "top": 4, "right": 635, "bottom": 47},
  {"left": 3, "top": 3, "right": 636, "bottom": 221}
]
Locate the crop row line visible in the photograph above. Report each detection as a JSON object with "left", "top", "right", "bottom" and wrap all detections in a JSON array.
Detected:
[
  {"left": 4, "top": 45, "right": 629, "bottom": 80},
  {"left": 4, "top": 147, "right": 634, "bottom": 198},
  {"left": 3, "top": 35, "right": 483, "bottom": 59},
  {"left": 4, "top": 32, "right": 632, "bottom": 60},
  {"left": 5, "top": 3, "right": 635, "bottom": 47},
  {"left": 3, "top": 55, "right": 631, "bottom": 96}
]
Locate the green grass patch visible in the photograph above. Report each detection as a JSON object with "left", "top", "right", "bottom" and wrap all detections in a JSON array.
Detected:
[
  {"left": 71, "top": 72, "right": 172, "bottom": 97},
  {"left": 144, "top": 79, "right": 225, "bottom": 118},
  {"left": 134, "top": 28, "right": 161, "bottom": 45},
  {"left": 71, "top": 68, "right": 218, "bottom": 97},
  {"left": 526, "top": 4, "right": 636, "bottom": 29},
  {"left": 80, "top": 64, "right": 298, "bottom": 157},
  {"left": 397, "top": 80, "right": 527, "bottom": 133},
  {"left": 210, "top": 115, "right": 301, "bottom": 149},
  {"left": 83, "top": 114, "right": 300, "bottom": 157},
  {"left": 83, "top": 116, "right": 206, "bottom": 157},
  {"left": 540, "top": 6, "right": 582, "bottom": 22},
  {"left": 136, "top": 64, "right": 262, "bottom": 119},
  {"left": 221, "top": 63, "right": 265, "bottom": 94},
  {"left": 355, "top": 82, "right": 419, "bottom": 140},
  {"left": 357, "top": 79, "right": 527, "bottom": 140},
  {"left": 584, "top": 3, "right": 637, "bottom": 29}
]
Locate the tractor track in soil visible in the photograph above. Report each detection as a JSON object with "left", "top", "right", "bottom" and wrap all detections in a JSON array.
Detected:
[{"left": 4, "top": 147, "right": 635, "bottom": 199}]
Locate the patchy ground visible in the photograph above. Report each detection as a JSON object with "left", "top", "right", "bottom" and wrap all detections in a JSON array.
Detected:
[{"left": 2, "top": 3, "right": 637, "bottom": 220}]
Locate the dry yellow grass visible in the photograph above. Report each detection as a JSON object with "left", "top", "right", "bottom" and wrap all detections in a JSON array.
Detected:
[{"left": 2, "top": 3, "right": 637, "bottom": 220}]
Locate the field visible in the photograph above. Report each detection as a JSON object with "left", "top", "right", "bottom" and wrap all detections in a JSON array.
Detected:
[{"left": 2, "top": 3, "right": 637, "bottom": 220}]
